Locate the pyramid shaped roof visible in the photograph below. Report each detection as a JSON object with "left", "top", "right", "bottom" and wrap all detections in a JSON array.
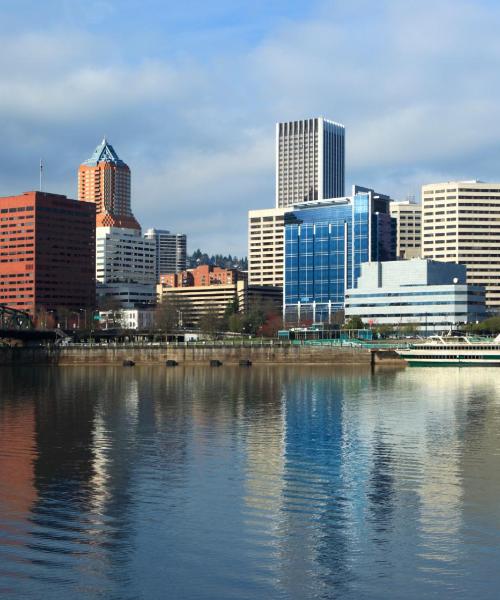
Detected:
[{"left": 82, "top": 138, "right": 127, "bottom": 167}]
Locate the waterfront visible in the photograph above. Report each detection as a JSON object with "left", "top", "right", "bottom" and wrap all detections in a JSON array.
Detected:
[{"left": 0, "top": 366, "right": 499, "bottom": 599}]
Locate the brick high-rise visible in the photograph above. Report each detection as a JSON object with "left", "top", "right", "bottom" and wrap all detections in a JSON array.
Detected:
[
  {"left": 0, "top": 191, "right": 95, "bottom": 316},
  {"left": 78, "top": 138, "right": 140, "bottom": 230}
]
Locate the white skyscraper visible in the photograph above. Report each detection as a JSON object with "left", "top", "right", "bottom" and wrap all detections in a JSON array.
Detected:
[
  {"left": 144, "top": 228, "right": 187, "bottom": 280},
  {"left": 96, "top": 227, "right": 157, "bottom": 307},
  {"left": 276, "top": 117, "right": 345, "bottom": 208}
]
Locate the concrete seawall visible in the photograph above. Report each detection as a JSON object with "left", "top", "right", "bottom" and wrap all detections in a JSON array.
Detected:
[{"left": 0, "top": 345, "right": 406, "bottom": 366}]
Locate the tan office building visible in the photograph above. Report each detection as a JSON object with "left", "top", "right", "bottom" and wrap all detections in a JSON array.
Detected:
[
  {"left": 421, "top": 180, "right": 500, "bottom": 311},
  {"left": 390, "top": 200, "right": 421, "bottom": 259},
  {"left": 248, "top": 207, "right": 288, "bottom": 287},
  {"left": 157, "top": 279, "right": 281, "bottom": 327}
]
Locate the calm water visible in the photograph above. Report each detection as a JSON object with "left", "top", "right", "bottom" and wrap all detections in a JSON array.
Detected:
[{"left": 0, "top": 365, "right": 500, "bottom": 600}]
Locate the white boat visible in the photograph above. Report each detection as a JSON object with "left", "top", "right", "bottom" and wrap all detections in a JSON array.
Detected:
[{"left": 396, "top": 334, "right": 500, "bottom": 366}]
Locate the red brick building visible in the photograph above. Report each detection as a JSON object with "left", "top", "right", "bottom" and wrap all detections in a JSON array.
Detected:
[
  {"left": 0, "top": 191, "right": 96, "bottom": 318},
  {"left": 160, "top": 264, "right": 244, "bottom": 288}
]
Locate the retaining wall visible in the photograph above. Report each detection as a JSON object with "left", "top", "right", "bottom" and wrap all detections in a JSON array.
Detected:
[{"left": 0, "top": 345, "right": 407, "bottom": 366}]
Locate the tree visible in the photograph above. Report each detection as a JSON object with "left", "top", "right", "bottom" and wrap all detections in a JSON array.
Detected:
[
  {"left": 199, "top": 307, "right": 221, "bottom": 338},
  {"left": 401, "top": 323, "right": 418, "bottom": 336},
  {"left": 343, "top": 316, "right": 364, "bottom": 330},
  {"left": 374, "top": 324, "right": 395, "bottom": 338},
  {"left": 467, "top": 316, "right": 500, "bottom": 334},
  {"left": 155, "top": 296, "right": 191, "bottom": 332},
  {"left": 220, "top": 297, "right": 239, "bottom": 331},
  {"left": 258, "top": 313, "right": 283, "bottom": 337},
  {"left": 228, "top": 312, "right": 244, "bottom": 333}
]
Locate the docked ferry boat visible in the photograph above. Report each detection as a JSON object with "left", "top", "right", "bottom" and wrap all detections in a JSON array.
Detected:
[{"left": 397, "top": 335, "right": 500, "bottom": 366}]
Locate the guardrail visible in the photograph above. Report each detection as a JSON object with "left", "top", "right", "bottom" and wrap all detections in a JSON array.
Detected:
[{"left": 63, "top": 339, "right": 410, "bottom": 350}]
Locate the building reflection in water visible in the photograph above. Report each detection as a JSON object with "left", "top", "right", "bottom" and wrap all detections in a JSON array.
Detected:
[{"left": 0, "top": 365, "right": 500, "bottom": 599}]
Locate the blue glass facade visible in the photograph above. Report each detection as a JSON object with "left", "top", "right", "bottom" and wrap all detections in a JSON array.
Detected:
[{"left": 284, "top": 188, "right": 396, "bottom": 325}]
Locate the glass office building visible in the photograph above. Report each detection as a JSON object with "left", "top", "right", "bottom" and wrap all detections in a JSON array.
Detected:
[{"left": 284, "top": 186, "right": 396, "bottom": 325}]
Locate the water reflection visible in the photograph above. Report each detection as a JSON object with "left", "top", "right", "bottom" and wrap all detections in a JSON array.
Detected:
[{"left": 0, "top": 366, "right": 499, "bottom": 599}]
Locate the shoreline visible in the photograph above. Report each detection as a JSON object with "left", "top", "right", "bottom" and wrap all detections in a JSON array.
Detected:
[{"left": 0, "top": 345, "right": 406, "bottom": 367}]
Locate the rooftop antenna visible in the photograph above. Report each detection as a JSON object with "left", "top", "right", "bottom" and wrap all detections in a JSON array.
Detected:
[{"left": 39, "top": 159, "right": 43, "bottom": 192}]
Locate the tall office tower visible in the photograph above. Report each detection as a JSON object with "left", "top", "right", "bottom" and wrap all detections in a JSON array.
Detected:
[
  {"left": 0, "top": 192, "right": 95, "bottom": 316},
  {"left": 283, "top": 186, "right": 396, "bottom": 325},
  {"left": 144, "top": 229, "right": 187, "bottom": 280},
  {"left": 96, "top": 228, "right": 156, "bottom": 308},
  {"left": 421, "top": 180, "right": 500, "bottom": 311},
  {"left": 390, "top": 200, "right": 422, "bottom": 259},
  {"left": 276, "top": 117, "right": 345, "bottom": 208},
  {"left": 248, "top": 207, "right": 289, "bottom": 287},
  {"left": 78, "top": 138, "right": 140, "bottom": 230}
]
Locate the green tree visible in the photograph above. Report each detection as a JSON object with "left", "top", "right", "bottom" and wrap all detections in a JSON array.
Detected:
[
  {"left": 199, "top": 307, "right": 221, "bottom": 338},
  {"left": 343, "top": 316, "right": 364, "bottom": 330},
  {"left": 401, "top": 323, "right": 418, "bottom": 336}
]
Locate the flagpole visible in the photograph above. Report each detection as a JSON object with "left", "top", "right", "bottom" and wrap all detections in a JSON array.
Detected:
[{"left": 39, "top": 159, "right": 43, "bottom": 192}]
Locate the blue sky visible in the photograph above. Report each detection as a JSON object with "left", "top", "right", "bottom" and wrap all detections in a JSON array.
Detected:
[{"left": 2, "top": 0, "right": 500, "bottom": 255}]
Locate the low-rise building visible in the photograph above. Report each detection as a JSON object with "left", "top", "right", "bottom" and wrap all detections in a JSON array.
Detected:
[
  {"left": 345, "top": 259, "right": 486, "bottom": 332},
  {"left": 98, "top": 308, "right": 156, "bottom": 330},
  {"left": 160, "top": 264, "right": 243, "bottom": 288},
  {"left": 157, "top": 279, "right": 281, "bottom": 328}
]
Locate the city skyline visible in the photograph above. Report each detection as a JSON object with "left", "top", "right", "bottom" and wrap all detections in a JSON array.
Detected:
[{"left": 2, "top": 1, "right": 500, "bottom": 256}]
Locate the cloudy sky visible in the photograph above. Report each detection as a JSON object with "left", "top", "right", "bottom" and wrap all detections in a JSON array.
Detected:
[{"left": 1, "top": 0, "right": 500, "bottom": 255}]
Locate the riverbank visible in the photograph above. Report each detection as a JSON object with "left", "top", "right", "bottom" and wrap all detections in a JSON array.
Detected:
[{"left": 0, "top": 344, "right": 406, "bottom": 366}]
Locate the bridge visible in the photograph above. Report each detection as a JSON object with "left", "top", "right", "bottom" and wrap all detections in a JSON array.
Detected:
[
  {"left": 0, "top": 305, "right": 58, "bottom": 344},
  {"left": 0, "top": 305, "right": 33, "bottom": 330}
]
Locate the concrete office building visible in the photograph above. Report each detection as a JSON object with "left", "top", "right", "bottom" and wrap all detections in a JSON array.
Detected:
[
  {"left": 276, "top": 117, "right": 345, "bottom": 208},
  {"left": 144, "top": 228, "right": 187, "bottom": 279},
  {"left": 390, "top": 200, "right": 421, "bottom": 259},
  {"left": 0, "top": 191, "right": 95, "bottom": 317},
  {"left": 157, "top": 275, "right": 281, "bottom": 328},
  {"left": 248, "top": 207, "right": 288, "bottom": 287},
  {"left": 96, "top": 228, "right": 156, "bottom": 307},
  {"left": 284, "top": 186, "right": 396, "bottom": 325},
  {"left": 345, "top": 259, "right": 486, "bottom": 331},
  {"left": 421, "top": 180, "right": 500, "bottom": 311}
]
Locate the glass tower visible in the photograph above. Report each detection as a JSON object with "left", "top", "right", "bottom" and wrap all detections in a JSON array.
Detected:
[{"left": 284, "top": 186, "right": 396, "bottom": 325}]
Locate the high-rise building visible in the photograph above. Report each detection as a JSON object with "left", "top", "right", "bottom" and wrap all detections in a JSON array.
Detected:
[
  {"left": 390, "top": 200, "right": 422, "bottom": 259},
  {"left": 96, "top": 228, "right": 156, "bottom": 308},
  {"left": 144, "top": 228, "right": 187, "bottom": 280},
  {"left": 78, "top": 138, "right": 140, "bottom": 230},
  {"left": 284, "top": 186, "right": 396, "bottom": 325},
  {"left": 248, "top": 207, "right": 288, "bottom": 287},
  {"left": 0, "top": 191, "right": 95, "bottom": 317},
  {"left": 421, "top": 180, "right": 500, "bottom": 311},
  {"left": 276, "top": 117, "right": 345, "bottom": 208}
]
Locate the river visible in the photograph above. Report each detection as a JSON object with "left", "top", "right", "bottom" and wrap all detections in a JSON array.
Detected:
[{"left": 0, "top": 365, "right": 499, "bottom": 599}]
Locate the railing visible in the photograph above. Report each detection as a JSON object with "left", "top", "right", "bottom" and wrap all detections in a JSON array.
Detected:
[{"left": 63, "top": 339, "right": 409, "bottom": 350}]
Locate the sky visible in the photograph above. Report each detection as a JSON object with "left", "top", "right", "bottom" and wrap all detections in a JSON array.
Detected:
[{"left": 2, "top": 0, "right": 500, "bottom": 256}]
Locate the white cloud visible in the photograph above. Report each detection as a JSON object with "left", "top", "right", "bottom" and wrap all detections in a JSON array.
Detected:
[{"left": 2, "top": 1, "right": 500, "bottom": 254}]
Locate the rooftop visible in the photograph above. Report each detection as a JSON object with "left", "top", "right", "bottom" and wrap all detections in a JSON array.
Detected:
[{"left": 82, "top": 138, "right": 127, "bottom": 167}]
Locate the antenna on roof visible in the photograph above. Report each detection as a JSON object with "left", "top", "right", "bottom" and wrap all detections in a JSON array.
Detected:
[{"left": 39, "top": 159, "right": 43, "bottom": 192}]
